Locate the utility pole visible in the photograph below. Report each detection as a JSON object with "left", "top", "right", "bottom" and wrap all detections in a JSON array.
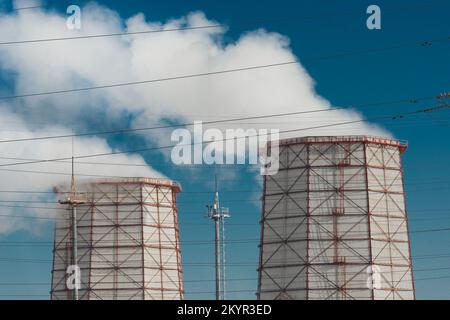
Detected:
[
  {"left": 58, "top": 155, "right": 86, "bottom": 300},
  {"left": 207, "top": 176, "right": 230, "bottom": 300}
]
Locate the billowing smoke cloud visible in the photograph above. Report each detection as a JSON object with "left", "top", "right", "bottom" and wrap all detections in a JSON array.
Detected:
[
  {"left": 0, "top": 1, "right": 390, "bottom": 233},
  {"left": 0, "top": 1, "right": 390, "bottom": 136},
  {"left": 0, "top": 107, "right": 164, "bottom": 234}
]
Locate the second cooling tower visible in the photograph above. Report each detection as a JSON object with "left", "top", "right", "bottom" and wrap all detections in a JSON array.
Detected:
[{"left": 257, "top": 136, "right": 415, "bottom": 300}]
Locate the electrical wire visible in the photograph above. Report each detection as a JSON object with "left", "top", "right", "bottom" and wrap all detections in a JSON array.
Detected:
[
  {"left": 1, "top": 1, "right": 446, "bottom": 45},
  {"left": 0, "top": 102, "right": 447, "bottom": 169},
  {"left": 0, "top": 24, "right": 223, "bottom": 46},
  {"left": 0, "top": 34, "right": 448, "bottom": 101},
  {"left": 0, "top": 61, "right": 298, "bottom": 100},
  {"left": 0, "top": 105, "right": 438, "bottom": 146},
  {"left": 0, "top": 223, "right": 450, "bottom": 249}
]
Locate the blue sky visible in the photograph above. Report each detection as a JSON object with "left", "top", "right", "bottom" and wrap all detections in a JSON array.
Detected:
[{"left": 0, "top": 0, "right": 449, "bottom": 299}]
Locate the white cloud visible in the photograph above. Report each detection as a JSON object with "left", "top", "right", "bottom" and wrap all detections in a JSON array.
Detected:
[
  {"left": 0, "top": 2, "right": 390, "bottom": 138},
  {"left": 0, "top": 2, "right": 392, "bottom": 233},
  {"left": 0, "top": 107, "right": 164, "bottom": 234}
]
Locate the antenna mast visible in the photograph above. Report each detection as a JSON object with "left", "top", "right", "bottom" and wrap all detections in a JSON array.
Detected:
[
  {"left": 207, "top": 175, "right": 230, "bottom": 300},
  {"left": 58, "top": 139, "right": 86, "bottom": 300}
]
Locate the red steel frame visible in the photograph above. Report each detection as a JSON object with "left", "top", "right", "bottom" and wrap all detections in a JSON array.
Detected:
[
  {"left": 50, "top": 178, "right": 184, "bottom": 300},
  {"left": 257, "top": 136, "right": 415, "bottom": 300}
]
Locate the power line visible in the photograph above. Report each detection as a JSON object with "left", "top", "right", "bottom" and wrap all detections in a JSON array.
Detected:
[
  {"left": 10, "top": 5, "right": 46, "bottom": 11},
  {"left": 0, "top": 206, "right": 448, "bottom": 222},
  {"left": 0, "top": 61, "right": 298, "bottom": 100},
  {"left": 0, "top": 25, "right": 223, "bottom": 46},
  {"left": 0, "top": 175, "right": 442, "bottom": 192},
  {"left": 0, "top": 252, "right": 448, "bottom": 266},
  {"left": 0, "top": 175, "right": 448, "bottom": 194},
  {"left": 0, "top": 224, "right": 450, "bottom": 248},
  {"left": 0, "top": 189, "right": 448, "bottom": 210},
  {"left": 0, "top": 102, "right": 448, "bottom": 169},
  {"left": 0, "top": 254, "right": 435, "bottom": 264},
  {"left": 1, "top": 32, "right": 449, "bottom": 101},
  {"left": 0, "top": 94, "right": 436, "bottom": 144},
  {"left": 1, "top": 1, "right": 444, "bottom": 45},
  {"left": 0, "top": 266, "right": 448, "bottom": 286},
  {"left": 0, "top": 183, "right": 449, "bottom": 205}
]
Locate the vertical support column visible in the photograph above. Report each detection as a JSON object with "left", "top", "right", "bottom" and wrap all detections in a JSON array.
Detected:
[
  {"left": 382, "top": 145, "right": 395, "bottom": 297},
  {"left": 363, "top": 142, "right": 375, "bottom": 300},
  {"left": 50, "top": 218, "right": 57, "bottom": 300},
  {"left": 305, "top": 143, "right": 310, "bottom": 300},
  {"left": 172, "top": 188, "right": 184, "bottom": 299},
  {"left": 256, "top": 174, "right": 267, "bottom": 300},
  {"left": 71, "top": 204, "right": 78, "bottom": 301},
  {"left": 399, "top": 150, "right": 416, "bottom": 299},
  {"left": 221, "top": 213, "right": 227, "bottom": 300},
  {"left": 114, "top": 184, "right": 119, "bottom": 300},
  {"left": 87, "top": 199, "right": 94, "bottom": 300},
  {"left": 156, "top": 186, "right": 164, "bottom": 300},
  {"left": 65, "top": 231, "right": 71, "bottom": 300},
  {"left": 140, "top": 183, "right": 145, "bottom": 300},
  {"left": 214, "top": 217, "right": 221, "bottom": 300}
]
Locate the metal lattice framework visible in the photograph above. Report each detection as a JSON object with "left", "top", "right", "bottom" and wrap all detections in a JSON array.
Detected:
[
  {"left": 257, "top": 136, "right": 415, "bottom": 300},
  {"left": 51, "top": 178, "right": 183, "bottom": 300}
]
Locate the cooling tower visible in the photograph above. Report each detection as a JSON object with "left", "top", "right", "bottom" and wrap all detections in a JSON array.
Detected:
[
  {"left": 50, "top": 178, "right": 183, "bottom": 300},
  {"left": 257, "top": 136, "right": 415, "bottom": 300}
]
